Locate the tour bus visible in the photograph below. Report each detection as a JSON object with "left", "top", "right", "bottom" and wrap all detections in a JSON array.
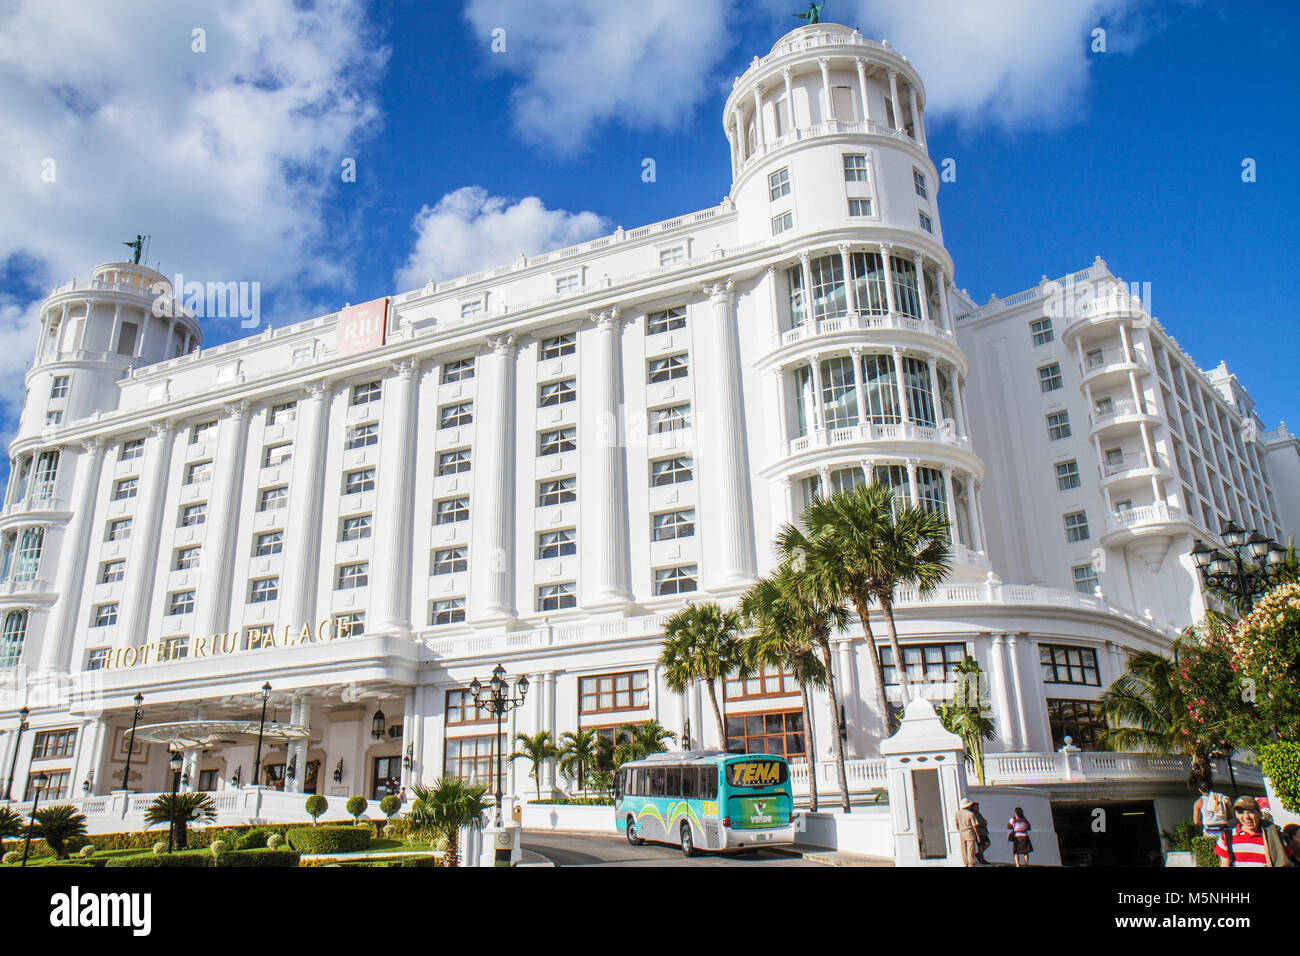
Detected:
[{"left": 614, "top": 751, "right": 797, "bottom": 857}]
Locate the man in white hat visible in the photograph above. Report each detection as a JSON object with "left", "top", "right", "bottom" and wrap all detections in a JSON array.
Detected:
[{"left": 955, "top": 797, "right": 980, "bottom": 866}]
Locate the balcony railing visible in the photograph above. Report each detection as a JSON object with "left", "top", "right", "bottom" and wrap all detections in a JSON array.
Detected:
[
  {"left": 774, "top": 310, "right": 950, "bottom": 349},
  {"left": 1100, "top": 453, "right": 1171, "bottom": 478},
  {"left": 1082, "top": 347, "right": 1147, "bottom": 375},
  {"left": 785, "top": 420, "right": 970, "bottom": 457},
  {"left": 737, "top": 119, "right": 917, "bottom": 176},
  {"left": 1090, "top": 398, "right": 1157, "bottom": 429},
  {"left": 1105, "top": 502, "right": 1185, "bottom": 533}
]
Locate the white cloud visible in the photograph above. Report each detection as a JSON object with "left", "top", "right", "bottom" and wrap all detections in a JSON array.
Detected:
[{"left": 394, "top": 186, "right": 610, "bottom": 291}]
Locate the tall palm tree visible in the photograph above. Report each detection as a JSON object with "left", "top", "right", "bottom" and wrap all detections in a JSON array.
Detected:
[
  {"left": 408, "top": 778, "right": 490, "bottom": 867},
  {"left": 557, "top": 729, "right": 600, "bottom": 793},
  {"left": 740, "top": 569, "right": 836, "bottom": 812},
  {"left": 32, "top": 804, "right": 88, "bottom": 860},
  {"left": 143, "top": 792, "right": 217, "bottom": 850},
  {"left": 938, "top": 657, "right": 996, "bottom": 785},
  {"left": 660, "top": 603, "right": 746, "bottom": 747},
  {"left": 509, "top": 730, "right": 560, "bottom": 802}
]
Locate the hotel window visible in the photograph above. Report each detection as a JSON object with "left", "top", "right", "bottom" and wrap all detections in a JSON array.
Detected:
[
  {"left": 184, "top": 460, "right": 212, "bottom": 485},
  {"left": 1055, "top": 460, "right": 1081, "bottom": 490},
  {"left": 100, "top": 559, "right": 125, "bottom": 584},
  {"left": 540, "top": 333, "right": 576, "bottom": 360},
  {"left": 914, "top": 467, "right": 947, "bottom": 515},
  {"left": 1094, "top": 396, "right": 1114, "bottom": 417},
  {"left": 1072, "top": 564, "right": 1099, "bottom": 595},
  {"left": 291, "top": 344, "right": 314, "bottom": 364},
  {"left": 768, "top": 167, "right": 790, "bottom": 200},
  {"left": 436, "top": 450, "right": 471, "bottom": 476},
  {"left": 197, "top": 770, "right": 219, "bottom": 792},
  {"left": 659, "top": 246, "right": 686, "bottom": 267},
  {"left": 249, "top": 577, "right": 279, "bottom": 604},
  {"left": 649, "top": 403, "right": 691, "bottom": 434},
  {"left": 431, "top": 548, "right": 467, "bottom": 575},
  {"left": 25, "top": 771, "right": 69, "bottom": 801},
  {"left": 537, "top": 582, "right": 576, "bottom": 611},
  {"left": 890, "top": 256, "right": 923, "bottom": 320},
  {"left": 49, "top": 375, "right": 70, "bottom": 399},
  {"left": 900, "top": 357, "right": 936, "bottom": 427},
  {"left": 555, "top": 273, "right": 580, "bottom": 294},
  {"left": 168, "top": 591, "right": 196, "bottom": 616},
  {"left": 861, "top": 353, "right": 902, "bottom": 424},
  {"left": 535, "top": 478, "right": 579, "bottom": 510},
  {"left": 646, "top": 306, "right": 687, "bottom": 336},
  {"left": 179, "top": 503, "right": 206, "bottom": 527},
  {"left": 848, "top": 198, "right": 873, "bottom": 216},
  {"left": 771, "top": 211, "right": 793, "bottom": 235},
  {"left": 434, "top": 498, "right": 469, "bottom": 525},
  {"left": 258, "top": 487, "right": 288, "bottom": 512},
  {"left": 879, "top": 643, "right": 967, "bottom": 686},
  {"left": 1040, "top": 644, "right": 1101, "bottom": 685},
  {"left": 341, "top": 514, "right": 372, "bottom": 541},
  {"left": 1046, "top": 699, "right": 1107, "bottom": 750},
  {"left": 444, "top": 734, "right": 503, "bottom": 785},
  {"left": 652, "top": 509, "right": 695, "bottom": 541},
  {"left": 536, "top": 529, "right": 576, "bottom": 559},
  {"left": 106, "top": 518, "right": 132, "bottom": 541},
  {"left": 1064, "top": 510, "right": 1090, "bottom": 542},
  {"left": 344, "top": 468, "right": 376, "bottom": 494},
  {"left": 336, "top": 563, "right": 369, "bottom": 590},
  {"left": 31, "top": 728, "right": 76, "bottom": 759},
  {"left": 913, "top": 168, "right": 928, "bottom": 199},
  {"left": 350, "top": 381, "right": 381, "bottom": 406},
  {"left": 819, "top": 356, "right": 858, "bottom": 429},
  {"left": 538, "top": 427, "right": 576, "bottom": 456},
  {"left": 1047, "top": 411, "right": 1071, "bottom": 440},
  {"left": 918, "top": 211, "right": 934, "bottom": 234},
  {"left": 725, "top": 666, "right": 799, "bottom": 701},
  {"left": 345, "top": 423, "right": 378, "bottom": 449},
  {"left": 579, "top": 671, "right": 649, "bottom": 715},
  {"left": 44, "top": 410, "right": 63, "bottom": 426},
  {"left": 648, "top": 354, "right": 689, "bottom": 384},
  {"left": 92, "top": 603, "right": 119, "bottom": 627},
  {"left": 263, "top": 443, "right": 293, "bottom": 467},
  {"left": 268, "top": 401, "right": 297, "bottom": 425},
  {"left": 12, "top": 528, "right": 43, "bottom": 583},
  {"left": 1039, "top": 363, "right": 1063, "bottom": 392},
  {"left": 191, "top": 421, "right": 218, "bottom": 444},
  {"left": 30, "top": 451, "right": 58, "bottom": 501},
  {"left": 0, "top": 611, "right": 26, "bottom": 668},
  {"left": 174, "top": 547, "right": 200, "bottom": 571},
  {"left": 441, "top": 358, "right": 475, "bottom": 383},
  {"left": 430, "top": 598, "right": 466, "bottom": 626},
  {"left": 111, "top": 477, "right": 138, "bottom": 501},
  {"left": 843, "top": 154, "right": 869, "bottom": 182},
  {"left": 650, "top": 456, "right": 692, "bottom": 487},
  {"left": 1030, "top": 317, "right": 1054, "bottom": 345},
  {"left": 119, "top": 438, "right": 144, "bottom": 462},
  {"left": 725, "top": 710, "right": 805, "bottom": 760},
  {"left": 334, "top": 612, "right": 365, "bottom": 638},
  {"left": 85, "top": 648, "right": 108, "bottom": 671},
  {"left": 253, "top": 530, "right": 283, "bottom": 556},
  {"left": 446, "top": 688, "right": 492, "bottom": 725},
  {"left": 439, "top": 402, "right": 473, "bottom": 429},
  {"left": 654, "top": 564, "right": 698, "bottom": 596},
  {"left": 460, "top": 299, "right": 485, "bottom": 319},
  {"left": 539, "top": 379, "right": 576, "bottom": 407}
]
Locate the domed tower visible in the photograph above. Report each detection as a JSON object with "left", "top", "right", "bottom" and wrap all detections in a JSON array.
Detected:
[
  {"left": 0, "top": 258, "right": 197, "bottom": 675},
  {"left": 732, "top": 23, "right": 990, "bottom": 578}
]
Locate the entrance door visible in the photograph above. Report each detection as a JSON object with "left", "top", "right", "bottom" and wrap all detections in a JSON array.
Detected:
[
  {"left": 1052, "top": 801, "right": 1163, "bottom": 866},
  {"left": 912, "top": 768, "right": 947, "bottom": 859},
  {"left": 372, "top": 756, "right": 401, "bottom": 800}
]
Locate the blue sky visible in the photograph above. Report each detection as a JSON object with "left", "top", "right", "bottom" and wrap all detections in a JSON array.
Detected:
[{"left": 1, "top": 0, "right": 1297, "bottom": 445}]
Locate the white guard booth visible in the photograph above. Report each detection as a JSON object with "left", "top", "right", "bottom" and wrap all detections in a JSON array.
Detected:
[{"left": 880, "top": 696, "right": 967, "bottom": 866}]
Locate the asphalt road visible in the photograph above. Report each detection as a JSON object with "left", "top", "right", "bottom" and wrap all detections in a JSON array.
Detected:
[{"left": 520, "top": 831, "right": 827, "bottom": 867}]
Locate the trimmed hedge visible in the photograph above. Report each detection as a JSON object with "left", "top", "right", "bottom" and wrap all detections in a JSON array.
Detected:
[
  {"left": 300, "top": 854, "right": 441, "bottom": 868},
  {"left": 107, "top": 850, "right": 212, "bottom": 868},
  {"left": 1192, "top": 836, "right": 1219, "bottom": 868},
  {"left": 529, "top": 797, "right": 614, "bottom": 806},
  {"left": 105, "top": 848, "right": 301, "bottom": 868},
  {"left": 285, "top": 825, "right": 372, "bottom": 854},
  {"left": 217, "top": 849, "right": 301, "bottom": 868},
  {"left": 0, "top": 821, "right": 327, "bottom": 859}
]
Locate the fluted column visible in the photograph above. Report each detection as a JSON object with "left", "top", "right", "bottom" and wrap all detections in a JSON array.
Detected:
[
  {"left": 887, "top": 70, "right": 903, "bottom": 131},
  {"left": 849, "top": 348, "right": 867, "bottom": 429},
  {"left": 278, "top": 381, "right": 333, "bottom": 630},
  {"left": 798, "top": 253, "right": 814, "bottom": 325},
  {"left": 700, "top": 279, "right": 757, "bottom": 588},
  {"left": 470, "top": 336, "right": 518, "bottom": 620},
  {"left": 941, "top": 466, "right": 960, "bottom": 545},
  {"left": 890, "top": 347, "right": 908, "bottom": 424},
  {"left": 194, "top": 402, "right": 252, "bottom": 639},
  {"left": 925, "top": 356, "right": 942, "bottom": 426},
  {"left": 581, "top": 313, "right": 631, "bottom": 608},
  {"left": 119, "top": 422, "right": 175, "bottom": 646},
  {"left": 40, "top": 438, "right": 107, "bottom": 672},
  {"left": 988, "top": 634, "right": 1020, "bottom": 751},
  {"left": 371, "top": 359, "right": 420, "bottom": 635},
  {"left": 732, "top": 107, "right": 744, "bottom": 160},
  {"left": 905, "top": 459, "right": 918, "bottom": 508},
  {"left": 782, "top": 67, "right": 796, "bottom": 129},
  {"left": 818, "top": 57, "right": 831, "bottom": 121},
  {"left": 855, "top": 59, "right": 871, "bottom": 123},
  {"left": 838, "top": 244, "right": 858, "bottom": 313},
  {"left": 936, "top": 274, "right": 953, "bottom": 331},
  {"left": 914, "top": 255, "right": 932, "bottom": 325},
  {"left": 809, "top": 354, "right": 826, "bottom": 430},
  {"left": 951, "top": 369, "right": 968, "bottom": 438},
  {"left": 879, "top": 244, "right": 898, "bottom": 315},
  {"left": 751, "top": 88, "right": 765, "bottom": 149},
  {"left": 909, "top": 85, "right": 923, "bottom": 144}
]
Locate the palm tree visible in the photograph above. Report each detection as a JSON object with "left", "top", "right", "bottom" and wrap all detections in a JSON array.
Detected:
[
  {"left": 938, "top": 656, "right": 996, "bottom": 785},
  {"left": 0, "top": 805, "right": 22, "bottom": 840},
  {"left": 740, "top": 569, "right": 836, "bottom": 812},
  {"left": 32, "top": 804, "right": 88, "bottom": 860},
  {"left": 557, "top": 729, "right": 600, "bottom": 793},
  {"left": 408, "top": 778, "right": 491, "bottom": 867},
  {"left": 612, "top": 720, "right": 677, "bottom": 766},
  {"left": 660, "top": 603, "right": 746, "bottom": 747},
  {"left": 143, "top": 792, "right": 217, "bottom": 850},
  {"left": 510, "top": 730, "right": 560, "bottom": 802}
]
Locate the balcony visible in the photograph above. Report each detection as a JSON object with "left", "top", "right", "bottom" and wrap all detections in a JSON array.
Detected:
[
  {"left": 1089, "top": 398, "right": 1160, "bottom": 435},
  {"left": 782, "top": 420, "right": 974, "bottom": 461},
  {"left": 737, "top": 119, "right": 918, "bottom": 178},
  {"left": 1098, "top": 452, "right": 1172, "bottom": 489},
  {"left": 772, "top": 310, "right": 952, "bottom": 351},
  {"left": 1062, "top": 291, "right": 1150, "bottom": 343},
  {"left": 1080, "top": 347, "right": 1148, "bottom": 388}
]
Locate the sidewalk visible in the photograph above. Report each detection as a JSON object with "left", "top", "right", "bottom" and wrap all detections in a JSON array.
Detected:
[{"left": 772, "top": 844, "right": 894, "bottom": 867}]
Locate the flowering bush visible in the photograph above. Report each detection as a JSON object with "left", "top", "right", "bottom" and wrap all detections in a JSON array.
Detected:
[{"left": 1225, "top": 582, "right": 1300, "bottom": 744}]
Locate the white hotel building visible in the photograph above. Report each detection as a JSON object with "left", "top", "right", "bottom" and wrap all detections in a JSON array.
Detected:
[{"left": 0, "top": 24, "right": 1290, "bottom": 854}]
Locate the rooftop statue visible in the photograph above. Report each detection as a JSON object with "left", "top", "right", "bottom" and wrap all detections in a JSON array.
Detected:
[
  {"left": 123, "top": 234, "right": 144, "bottom": 265},
  {"left": 795, "top": 2, "right": 825, "bottom": 24}
]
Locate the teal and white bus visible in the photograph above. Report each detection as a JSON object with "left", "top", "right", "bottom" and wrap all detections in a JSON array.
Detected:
[{"left": 615, "top": 751, "right": 797, "bottom": 857}]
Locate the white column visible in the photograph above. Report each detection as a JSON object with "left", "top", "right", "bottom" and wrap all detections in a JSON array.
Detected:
[
  {"left": 836, "top": 639, "right": 857, "bottom": 758},
  {"left": 41, "top": 438, "right": 107, "bottom": 671},
  {"left": 887, "top": 70, "right": 903, "bottom": 131},
  {"left": 951, "top": 370, "right": 968, "bottom": 439},
  {"left": 941, "top": 466, "right": 960, "bottom": 544},
  {"left": 856, "top": 59, "right": 871, "bottom": 124},
  {"left": 1006, "top": 634, "right": 1033, "bottom": 752},
  {"left": 544, "top": 674, "right": 558, "bottom": 790},
  {"left": 880, "top": 244, "right": 898, "bottom": 315},
  {"left": 849, "top": 348, "right": 867, "bottom": 429},
  {"left": 798, "top": 253, "right": 814, "bottom": 325},
  {"left": 700, "top": 279, "right": 758, "bottom": 587},
  {"left": 118, "top": 422, "right": 175, "bottom": 647},
  {"left": 809, "top": 354, "right": 826, "bottom": 431},
  {"left": 278, "top": 381, "right": 333, "bottom": 630},
  {"left": 988, "top": 635, "right": 1021, "bottom": 752},
  {"left": 914, "top": 255, "right": 932, "bottom": 325},
  {"left": 782, "top": 67, "right": 796, "bottom": 129},
  {"left": 936, "top": 274, "right": 953, "bottom": 332},
  {"left": 194, "top": 402, "right": 253, "bottom": 639},
  {"left": 818, "top": 57, "right": 831, "bottom": 123},
  {"left": 778, "top": 477, "right": 795, "bottom": 525},
  {"left": 970, "top": 480, "right": 988, "bottom": 552},
  {"left": 839, "top": 244, "right": 858, "bottom": 314},
  {"left": 732, "top": 108, "right": 744, "bottom": 160},
  {"left": 581, "top": 313, "right": 631, "bottom": 607},
  {"left": 726, "top": 126, "right": 738, "bottom": 179},
  {"left": 908, "top": 85, "right": 923, "bottom": 144},
  {"left": 751, "top": 87, "right": 765, "bottom": 150},
  {"left": 371, "top": 359, "right": 420, "bottom": 635},
  {"left": 891, "top": 347, "right": 909, "bottom": 424},
  {"left": 905, "top": 459, "right": 918, "bottom": 508},
  {"left": 470, "top": 336, "right": 519, "bottom": 619},
  {"left": 925, "top": 356, "right": 941, "bottom": 427}
]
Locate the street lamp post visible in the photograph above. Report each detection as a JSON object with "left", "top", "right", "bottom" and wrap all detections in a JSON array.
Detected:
[
  {"left": 470, "top": 665, "right": 529, "bottom": 827},
  {"left": 121, "top": 693, "right": 143, "bottom": 792},
  {"left": 4, "top": 706, "right": 29, "bottom": 802},
  {"left": 166, "top": 750, "right": 183, "bottom": 853},
  {"left": 20, "top": 771, "right": 48, "bottom": 867},
  {"left": 1190, "top": 522, "right": 1288, "bottom": 614},
  {"left": 252, "top": 682, "right": 271, "bottom": 786}
]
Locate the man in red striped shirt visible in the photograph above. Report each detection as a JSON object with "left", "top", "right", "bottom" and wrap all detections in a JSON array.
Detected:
[{"left": 1215, "top": 795, "right": 1292, "bottom": 867}]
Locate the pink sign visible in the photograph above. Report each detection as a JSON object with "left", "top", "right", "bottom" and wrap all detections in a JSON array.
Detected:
[{"left": 337, "top": 296, "right": 388, "bottom": 355}]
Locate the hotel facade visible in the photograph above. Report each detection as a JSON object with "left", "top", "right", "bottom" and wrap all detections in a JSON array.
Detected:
[{"left": 0, "top": 24, "right": 1292, "bottom": 848}]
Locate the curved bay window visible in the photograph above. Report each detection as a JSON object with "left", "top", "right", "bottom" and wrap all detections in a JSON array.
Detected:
[
  {"left": 914, "top": 467, "right": 948, "bottom": 516},
  {"left": 874, "top": 464, "right": 910, "bottom": 512},
  {"left": 819, "top": 357, "right": 858, "bottom": 429},
  {"left": 0, "top": 609, "right": 27, "bottom": 668},
  {"left": 12, "top": 527, "right": 44, "bottom": 584},
  {"left": 901, "top": 357, "right": 937, "bottom": 427},
  {"left": 861, "top": 353, "right": 901, "bottom": 425},
  {"left": 890, "top": 256, "right": 922, "bottom": 320},
  {"left": 31, "top": 451, "right": 59, "bottom": 502},
  {"left": 850, "top": 251, "right": 889, "bottom": 315}
]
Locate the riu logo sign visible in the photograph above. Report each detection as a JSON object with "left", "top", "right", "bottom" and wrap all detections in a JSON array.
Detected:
[{"left": 730, "top": 761, "right": 782, "bottom": 787}]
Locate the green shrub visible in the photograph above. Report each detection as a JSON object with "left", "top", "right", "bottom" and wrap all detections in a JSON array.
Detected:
[
  {"left": 209, "top": 840, "right": 227, "bottom": 858},
  {"left": 305, "top": 794, "right": 329, "bottom": 823},
  {"left": 152, "top": 842, "right": 167, "bottom": 856},
  {"left": 379, "top": 795, "right": 402, "bottom": 819},
  {"left": 346, "top": 795, "right": 368, "bottom": 823},
  {"left": 1192, "top": 836, "right": 1219, "bottom": 867},
  {"left": 285, "top": 825, "right": 371, "bottom": 854},
  {"left": 78, "top": 845, "right": 95, "bottom": 858},
  {"left": 2, "top": 851, "right": 19, "bottom": 865},
  {"left": 300, "top": 853, "right": 440, "bottom": 868},
  {"left": 233, "top": 827, "right": 273, "bottom": 850},
  {"left": 217, "top": 848, "right": 300, "bottom": 868},
  {"left": 266, "top": 833, "right": 284, "bottom": 850},
  {"left": 529, "top": 797, "right": 614, "bottom": 806},
  {"left": 1161, "top": 817, "right": 1199, "bottom": 852},
  {"left": 1259, "top": 742, "right": 1300, "bottom": 814},
  {"left": 107, "top": 850, "right": 211, "bottom": 868}
]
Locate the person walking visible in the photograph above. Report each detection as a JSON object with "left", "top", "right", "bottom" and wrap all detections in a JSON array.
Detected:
[
  {"left": 1007, "top": 806, "right": 1033, "bottom": 867},
  {"left": 1214, "top": 796, "right": 1292, "bottom": 867},
  {"left": 971, "top": 801, "right": 991, "bottom": 864},
  {"left": 1192, "top": 779, "right": 1232, "bottom": 845},
  {"left": 955, "top": 798, "right": 980, "bottom": 866}
]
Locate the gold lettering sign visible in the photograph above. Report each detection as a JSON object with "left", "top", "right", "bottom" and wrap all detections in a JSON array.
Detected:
[{"left": 92, "top": 620, "right": 344, "bottom": 670}]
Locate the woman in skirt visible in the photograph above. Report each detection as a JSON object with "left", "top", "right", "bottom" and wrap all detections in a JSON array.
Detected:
[{"left": 1007, "top": 806, "right": 1033, "bottom": 866}]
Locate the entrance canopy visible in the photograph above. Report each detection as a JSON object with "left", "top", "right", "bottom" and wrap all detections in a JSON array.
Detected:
[{"left": 127, "top": 720, "right": 316, "bottom": 749}]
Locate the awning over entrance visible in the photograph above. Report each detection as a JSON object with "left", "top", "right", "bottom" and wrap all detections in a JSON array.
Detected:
[{"left": 126, "top": 720, "right": 316, "bottom": 749}]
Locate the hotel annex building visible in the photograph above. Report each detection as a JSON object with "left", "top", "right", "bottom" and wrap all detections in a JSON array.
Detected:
[{"left": 2, "top": 24, "right": 1295, "bottom": 833}]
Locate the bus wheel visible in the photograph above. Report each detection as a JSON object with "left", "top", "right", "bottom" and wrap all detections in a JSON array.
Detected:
[
  {"left": 680, "top": 822, "right": 698, "bottom": 858},
  {"left": 626, "top": 816, "right": 643, "bottom": 846}
]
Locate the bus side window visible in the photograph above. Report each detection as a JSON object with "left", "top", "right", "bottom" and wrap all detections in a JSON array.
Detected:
[
  {"left": 681, "top": 766, "right": 696, "bottom": 799},
  {"left": 615, "top": 770, "right": 624, "bottom": 800},
  {"left": 635, "top": 769, "right": 645, "bottom": 796},
  {"left": 652, "top": 770, "right": 666, "bottom": 797},
  {"left": 666, "top": 765, "right": 682, "bottom": 798},
  {"left": 703, "top": 766, "right": 718, "bottom": 800}
]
